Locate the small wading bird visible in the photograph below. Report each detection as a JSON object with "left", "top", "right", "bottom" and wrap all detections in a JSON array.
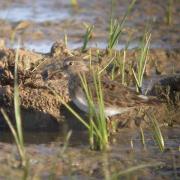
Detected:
[{"left": 62, "top": 57, "right": 160, "bottom": 118}]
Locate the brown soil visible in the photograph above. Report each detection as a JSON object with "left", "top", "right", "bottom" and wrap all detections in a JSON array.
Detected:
[{"left": 0, "top": 43, "right": 179, "bottom": 130}]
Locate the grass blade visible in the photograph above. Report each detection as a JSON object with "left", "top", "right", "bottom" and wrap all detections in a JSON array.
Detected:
[
  {"left": 14, "top": 46, "right": 24, "bottom": 147},
  {"left": 107, "top": 0, "right": 136, "bottom": 50},
  {"left": 81, "top": 24, "right": 94, "bottom": 52},
  {"left": 147, "top": 113, "right": 165, "bottom": 152},
  {"left": 111, "top": 162, "right": 164, "bottom": 179},
  {"left": 0, "top": 108, "right": 24, "bottom": 158}
]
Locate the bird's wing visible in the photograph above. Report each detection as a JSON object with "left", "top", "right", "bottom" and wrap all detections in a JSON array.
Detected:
[{"left": 86, "top": 76, "right": 156, "bottom": 108}]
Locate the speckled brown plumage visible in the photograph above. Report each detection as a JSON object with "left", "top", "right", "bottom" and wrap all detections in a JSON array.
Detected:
[{"left": 62, "top": 58, "right": 161, "bottom": 117}]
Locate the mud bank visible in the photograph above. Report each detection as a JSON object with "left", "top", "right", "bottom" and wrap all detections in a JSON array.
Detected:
[{"left": 0, "top": 43, "right": 179, "bottom": 130}]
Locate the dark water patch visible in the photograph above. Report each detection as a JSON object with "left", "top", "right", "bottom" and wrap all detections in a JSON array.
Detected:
[{"left": 0, "top": 129, "right": 89, "bottom": 146}]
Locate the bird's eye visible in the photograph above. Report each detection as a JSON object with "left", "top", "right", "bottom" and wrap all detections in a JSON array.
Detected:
[{"left": 69, "top": 61, "right": 73, "bottom": 66}]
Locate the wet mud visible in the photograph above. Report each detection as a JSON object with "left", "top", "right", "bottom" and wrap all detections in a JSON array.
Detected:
[{"left": 0, "top": 44, "right": 179, "bottom": 130}]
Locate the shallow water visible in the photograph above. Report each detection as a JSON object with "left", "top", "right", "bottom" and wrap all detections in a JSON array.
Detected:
[
  {"left": 0, "top": 0, "right": 179, "bottom": 52},
  {"left": 0, "top": 0, "right": 70, "bottom": 22},
  {"left": 0, "top": 127, "right": 179, "bottom": 179}
]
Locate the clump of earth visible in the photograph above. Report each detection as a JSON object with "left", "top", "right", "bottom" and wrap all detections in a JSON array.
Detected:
[{"left": 0, "top": 42, "right": 179, "bottom": 130}]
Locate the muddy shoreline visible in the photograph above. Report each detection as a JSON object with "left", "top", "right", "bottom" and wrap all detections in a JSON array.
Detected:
[
  {"left": 0, "top": 44, "right": 179, "bottom": 130},
  {"left": 0, "top": 127, "right": 179, "bottom": 179}
]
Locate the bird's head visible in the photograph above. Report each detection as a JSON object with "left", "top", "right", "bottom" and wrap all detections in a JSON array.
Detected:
[{"left": 62, "top": 57, "right": 89, "bottom": 75}]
